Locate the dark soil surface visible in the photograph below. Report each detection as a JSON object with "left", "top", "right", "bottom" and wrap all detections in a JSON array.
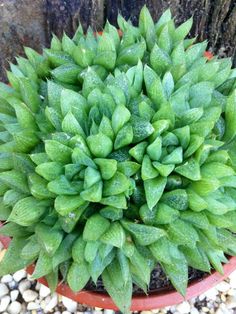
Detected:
[{"left": 84, "top": 263, "right": 206, "bottom": 295}]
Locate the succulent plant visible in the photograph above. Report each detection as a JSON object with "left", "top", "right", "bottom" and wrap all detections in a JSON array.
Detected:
[{"left": 0, "top": 5, "right": 236, "bottom": 312}]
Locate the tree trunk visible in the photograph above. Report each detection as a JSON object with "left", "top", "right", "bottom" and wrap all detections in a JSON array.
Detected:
[{"left": 0, "top": 0, "right": 235, "bottom": 82}]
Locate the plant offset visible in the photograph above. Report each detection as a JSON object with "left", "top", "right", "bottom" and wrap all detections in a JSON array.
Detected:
[{"left": 0, "top": 5, "right": 236, "bottom": 312}]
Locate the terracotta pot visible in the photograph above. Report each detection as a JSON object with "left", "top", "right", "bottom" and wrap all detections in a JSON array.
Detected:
[{"left": 1, "top": 226, "right": 236, "bottom": 311}]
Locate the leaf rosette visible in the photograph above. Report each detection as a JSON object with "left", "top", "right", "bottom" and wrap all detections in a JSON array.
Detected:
[{"left": 0, "top": 6, "right": 236, "bottom": 313}]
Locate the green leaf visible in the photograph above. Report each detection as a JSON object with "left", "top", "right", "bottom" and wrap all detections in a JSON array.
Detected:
[
  {"left": 48, "top": 175, "right": 82, "bottom": 195},
  {"left": 45, "top": 140, "right": 72, "bottom": 164},
  {"left": 153, "top": 162, "right": 174, "bottom": 177},
  {"left": 130, "top": 247, "right": 151, "bottom": 285},
  {"left": 181, "top": 245, "right": 211, "bottom": 272},
  {"left": 19, "top": 78, "right": 41, "bottom": 113},
  {"left": 103, "top": 172, "right": 130, "bottom": 196},
  {"left": 35, "top": 223, "right": 63, "bottom": 256},
  {"left": 0, "top": 238, "right": 32, "bottom": 276},
  {"left": 62, "top": 111, "right": 86, "bottom": 138},
  {"left": 8, "top": 197, "right": 48, "bottom": 226},
  {"left": 154, "top": 202, "right": 179, "bottom": 224},
  {"left": 201, "top": 162, "right": 235, "bottom": 179},
  {"left": 83, "top": 214, "right": 110, "bottom": 241},
  {"left": 52, "top": 233, "right": 77, "bottom": 269},
  {"left": 162, "top": 189, "right": 188, "bottom": 211},
  {"left": 21, "top": 236, "right": 40, "bottom": 260},
  {"left": 3, "top": 190, "right": 26, "bottom": 208},
  {"left": 150, "top": 44, "right": 172, "bottom": 75},
  {"left": 121, "top": 219, "right": 166, "bottom": 246},
  {"left": 190, "top": 81, "right": 214, "bottom": 108},
  {"left": 144, "top": 65, "right": 166, "bottom": 107},
  {"left": 187, "top": 188, "right": 208, "bottom": 211},
  {"left": 51, "top": 63, "right": 81, "bottom": 84},
  {"left": 29, "top": 173, "right": 55, "bottom": 199},
  {"left": 100, "top": 206, "right": 123, "bottom": 221},
  {"left": 184, "top": 135, "right": 204, "bottom": 158},
  {"left": 87, "top": 133, "right": 113, "bottom": 158},
  {"left": 44, "top": 49, "right": 73, "bottom": 67},
  {"left": 162, "top": 147, "right": 183, "bottom": 164},
  {"left": 114, "top": 124, "right": 133, "bottom": 150},
  {"left": 102, "top": 263, "right": 132, "bottom": 314},
  {"left": 142, "top": 154, "right": 159, "bottom": 180},
  {"left": 35, "top": 162, "right": 63, "bottom": 181},
  {"left": 31, "top": 250, "right": 53, "bottom": 279},
  {"left": 100, "top": 222, "right": 126, "bottom": 248},
  {"left": 72, "top": 147, "right": 96, "bottom": 168},
  {"left": 158, "top": 24, "right": 172, "bottom": 54},
  {"left": 117, "top": 40, "right": 146, "bottom": 66},
  {"left": 0, "top": 170, "right": 29, "bottom": 194},
  {"left": 175, "top": 158, "right": 201, "bottom": 181},
  {"left": 117, "top": 161, "right": 140, "bottom": 177},
  {"left": 162, "top": 254, "right": 188, "bottom": 296},
  {"left": 67, "top": 261, "right": 90, "bottom": 292},
  {"left": 55, "top": 195, "right": 88, "bottom": 216},
  {"left": 72, "top": 236, "right": 86, "bottom": 263},
  {"left": 112, "top": 105, "right": 131, "bottom": 134},
  {"left": 94, "top": 158, "right": 117, "bottom": 180},
  {"left": 181, "top": 210, "right": 209, "bottom": 229},
  {"left": 129, "top": 142, "right": 148, "bottom": 163},
  {"left": 85, "top": 241, "right": 100, "bottom": 262},
  {"left": 130, "top": 115, "right": 154, "bottom": 143},
  {"left": 147, "top": 137, "right": 162, "bottom": 161},
  {"left": 168, "top": 219, "right": 199, "bottom": 247},
  {"left": 81, "top": 181, "right": 103, "bottom": 202},
  {"left": 144, "top": 176, "right": 167, "bottom": 209},
  {"left": 101, "top": 194, "right": 127, "bottom": 209},
  {"left": 174, "top": 17, "right": 193, "bottom": 42},
  {"left": 191, "top": 178, "right": 220, "bottom": 196},
  {"left": 222, "top": 90, "right": 236, "bottom": 142}
]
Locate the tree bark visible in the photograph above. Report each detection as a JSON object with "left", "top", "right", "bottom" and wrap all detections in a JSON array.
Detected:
[{"left": 0, "top": 0, "right": 235, "bottom": 82}]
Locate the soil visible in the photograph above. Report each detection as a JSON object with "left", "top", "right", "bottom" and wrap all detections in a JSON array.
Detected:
[{"left": 84, "top": 264, "right": 206, "bottom": 295}]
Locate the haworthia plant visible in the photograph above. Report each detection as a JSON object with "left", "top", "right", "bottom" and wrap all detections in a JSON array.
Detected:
[{"left": 0, "top": 5, "right": 236, "bottom": 313}]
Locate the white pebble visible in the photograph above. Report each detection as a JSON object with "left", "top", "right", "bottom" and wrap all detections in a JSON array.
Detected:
[
  {"left": 140, "top": 312, "right": 153, "bottom": 314},
  {"left": 18, "top": 279, "right": 31, "bottom": 294},
  {"left": 7, "top": 301, "right": 22, "bottom": 314},
  {"left": 0, "top": 295, "right": 10, "bottom": 312},
  {"left": 62, "top": 311, "right": 72, "bottom": 314},
  {"left": 22, "top": 289, "right": 38, "bottom": 302},
  {"left": 13, "top": 269, "right": 26, "bottom": 282},
  {"left": 190, "top": 308, "right": 199, "bottom": 314},
  {"left": 62, "top": 295, "right": 77, "bottom": 312},
  {"left": 1, "top": 274, "right": 13, "bottom": 283},
  {"left": 229, "top": 271, "right": 236, "bottom": 289},
  {"left": 204, "top": 287, "right": 218, "bottom": 301},
  {"left": 0, "top": 241, "right": 4, "bottom": 251},
  {"left": 8, "top": 280, "right": 18, "bottom": 290},
  {"left": 44, "top": 293, "right": 58, "bottom": 313},
  {"left": 54, "top": 312, "right": 62, "bottom": 314},
  {"left": 104, "top": 310, "right": 115, "bottom": 314},
  {"left": 216, "top": 281, "right": 231, "bottom": 293},
  {"left": 0, "top": 283, "right": 9, "bottom": 298},
  {"left": 39, "top": 284, "right": 51, "bottom": 298},
  {"left": 226, "top": 295, "right": 236, "bottom": 309},
  {"left": 10, "top": 290, "right": 19, "bottom": 302},
  {"left": 35, "top": 281, "right": 41, "bottom": 291},
  {"left": 176, "top": 301, "right": 191, "bottom": 314},
  {"left": 27, "top": 301, "right": 41, "bottom": 310}
]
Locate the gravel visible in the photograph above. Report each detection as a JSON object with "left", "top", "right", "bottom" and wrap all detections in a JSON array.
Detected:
[{"left": 0, "top": 245, "right": 236, "bottom": 313}]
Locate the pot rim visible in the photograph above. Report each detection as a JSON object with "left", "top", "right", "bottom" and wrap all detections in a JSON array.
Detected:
[{"left": 0, "top": 229, "right": 236, "bottom": 311}]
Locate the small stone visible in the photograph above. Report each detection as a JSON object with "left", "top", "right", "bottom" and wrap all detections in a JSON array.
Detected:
[
  {"left": 44, "top": 293, "right": 58, "bottom": 312},
  {"left": 27, "top": 302, "right": 41, "bottom": 310},
  {"left": 204, "top": 287, "right": 218, "bottom": 301},
  {"left": 104, "top": 310, "right": 115, "bottom": 314},
  {"left": 198, "top": 294, "right": 206, "bottom": 301},
  {"left": 140, "top": 312, "right": 153, "bottom": 314},
  {"left": 22, "top": 289, "right": 38, "bottom": 302},
  {"left": 0, "top": 295, "right": 10, "bottom": 312},
  {"left": 13, "top": 269, "right": 27, "bottom": 282},
  {"left": 229, "top": 271, "right": 236, "bottom": 289},
  {"left": 10, "top": 290, "right": 19, "bottom": 302},
  {"left": 8, "top": 280, "right": 18, "bottom": 290},
  {"left": 0, "top": 283, "right": 9, "bottom": 298},
  {"left": 0, "top": 241, "right": 4, "bottom": 251},
  {"left": 62, "top": 295, "right": 77, "bottom": 312},
  {"left": 7, "top": 301, "right": 22, "bottom": 314},
  {"left": 1, "top": 274, "right": 13, "bottom": 283},
  {"left": 190, "top": 308, "right": 199, "bottom": 314},
  {"left": 226, "top": 295, "right": 236, "bottom": 309},
  {"left": 176, "top": 301, "right": 191, "bottom": 314},
  {"left": 35, "top": 282, "right": 41, "bottom": 291},
  {"left": 95, "top": 307, "right": 103, "bottom": 311},
  {"left": 39, "top": 284, "right": 51, "bottom": 298},
  {"left": 62, "top": 311, "right": 72, "bottom": 314},
  {"left": 54, "top": 312, "right": 62, "bottom": 314},
  {"left": 220, "top": 294, "right": 226, "bottom": 302},
  {"left": 216, "top": 281, "right": 231, "bottom": 293},
  {"left": 18, "top": 279, "right": 31, "bottom": 294},
  {"left": 202, "top": 307, "right": 209, "bottom": 312}
]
